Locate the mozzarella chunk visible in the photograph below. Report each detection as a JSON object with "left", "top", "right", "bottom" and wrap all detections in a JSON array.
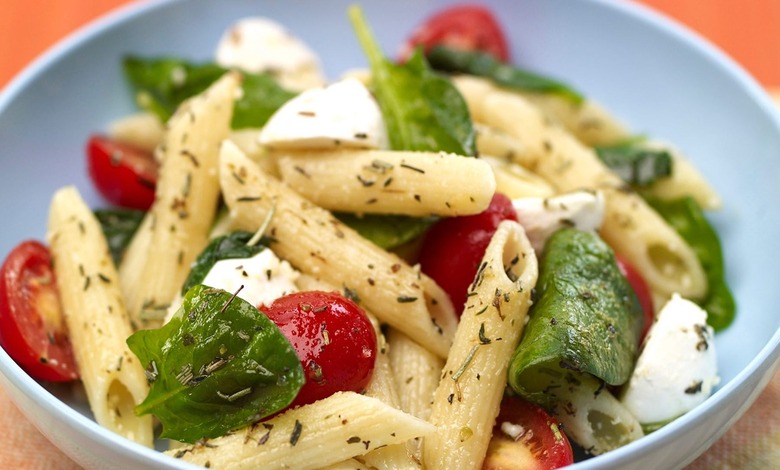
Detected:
[
  {"left": 201, "top": 248, "right": 300, "bottom": 308},
  {"left": 259, "top": 78, "right": 387, "bottom": 150},
  {"left": 215, "top": 17, "right": 325, "bottom": 91},
  {"left": 620, "top": 294, "right": 719, "bottom": 427},
  {"left": 512, "top": 190, "right": 605, "bottom": 252}
]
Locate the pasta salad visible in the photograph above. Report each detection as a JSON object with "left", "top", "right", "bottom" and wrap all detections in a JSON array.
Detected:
[{"left": 0, "top": 4, "right": 734, "bottom": 469}]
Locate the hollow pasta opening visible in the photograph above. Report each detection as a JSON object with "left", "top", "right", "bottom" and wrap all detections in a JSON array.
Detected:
[
  {"left": 646, "top": 243, "right": 690, "bottom": 288},
  {"left": 106, "top": 379, "right": 143, "bottom": 442}
]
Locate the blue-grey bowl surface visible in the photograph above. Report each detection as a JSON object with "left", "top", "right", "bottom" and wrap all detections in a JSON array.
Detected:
[{"left": 0, "top": 0, "right": 778, "bottom": 469}]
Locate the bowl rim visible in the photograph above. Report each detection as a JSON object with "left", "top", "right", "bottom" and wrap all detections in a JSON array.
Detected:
[{"left": 0, "top": 0, "right": 778, "bottom": 468}]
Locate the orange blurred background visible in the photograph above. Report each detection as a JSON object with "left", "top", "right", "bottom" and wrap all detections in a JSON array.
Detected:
[{"left": 0, "top": 0, "right": 779, "bottom": 89}]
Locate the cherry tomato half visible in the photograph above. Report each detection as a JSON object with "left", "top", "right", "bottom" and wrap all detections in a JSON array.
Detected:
[
  {"left": 419, "top": 193, "right": 518, "bottom": 315},
  {"left": 260, "top": 291, "right": 377, "bottom": 409},
  {"left": 87, "top": 135, "right": 158, "bottom": 210},
  {"left": 398, "top": 4, "right": 510, "bottom": 62},
  {"left": 616, "top": 255, "right": 654, "bottom": 343},
  {"left": 483, "top": 395, "right": 574, "bottom": 470},
  {"left": 0, "top": 241, "right": 78, "bottom": 382}
]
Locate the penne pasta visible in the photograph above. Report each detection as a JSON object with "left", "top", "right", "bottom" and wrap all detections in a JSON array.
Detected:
[
  {"left": 275, "top": 149, "right": 496, "bottom": 217},
  {"left": 641, "top": 140, "right": 722, "bottom": 210},
  {"left": 423, "top": 220, "right": 538, "bottom": 469},
  {"left": 517, "top": 91, "right": 629, "bottom": 148},
  {"left": 219, "top": 140, "right": 457, "bottom": 357},
  {"left": 387, "top": 328, "right": 444, "bottom": 423},
  {"left": 455, "top": 75, "right": 707, "bottom": 301},
  {"left": 47, "top": 186, "right": 153, "bottom": 446},
  {"left": 122, "top": 72, "right": 240, "bottom": 329},
  {"left": 480, "top": 154, "right": 556, "bottom": 199},
  {"left": 167, "top": 392, "right": 435, "bottom": 470}
]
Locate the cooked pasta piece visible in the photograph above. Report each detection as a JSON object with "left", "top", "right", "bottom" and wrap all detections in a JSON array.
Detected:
[
  {"left": 321, "top": 459, "right": 371, "bottom": 470},
  {"left": 361, "top": 327, "right": 420, "bottom": 469},
  {"left": 122, "top": 72, "right": 240, "bottom": 328},
  {"left": 549, "top": 373, "right": 643, "bottom": 455},
  {"left": 480, "top": 154, "right": 555, "bottom": 199},
  {"left": 275, "top": 149, "right": 496, "bottom": 216},
  {"left": 108, "top": 111, "right": 165, "bottom": 153},
  {"left": 517, "top": 91, "right": 629, "bottom": 148},
  {"left": 641, "top": 140, "right": 722, "bottom": 210},
  {"left": 387, "top": 328, "right": 445, "bottom": 462},
  {"left": 515, "top": 95, "right": 722, "bottom": 210},
  {"left": 219, "top": 140, "right": 457, "bottom": 357},
  {"left": 167, "top": 392, "right": 435, "bottom": 469},
  {"left": 423, "top": 220, "right": 538, "bottom": 469},
  {"left": 455, "top": 75, "right": 707, "bottom": 301},
  {"left": 47, "top": 186, "right": 153, "bottom": 446}
]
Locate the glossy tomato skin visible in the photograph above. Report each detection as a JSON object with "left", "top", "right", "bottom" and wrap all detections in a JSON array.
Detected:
[
  {"left": 87, "top": 134, "right": 158, "bottom": 210},
  {"left": 418, "top": 193, "right": 517, "bottom": 315},
  {"left": 484, "top": 395, "right": 574, "bottom": 470},
  {"left": 616, "top": 255, "right": 654, "bottom": 342},
  {"left": 0, "top": 241, "right": 78, "bottom": 382},
  {"left": 399, "top": 4, "right": 510, "bottom": 62},
  {"left": 261, "top": 291, "right": 377, "bottom": 409}
]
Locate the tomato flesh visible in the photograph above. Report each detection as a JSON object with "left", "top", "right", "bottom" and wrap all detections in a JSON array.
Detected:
[
  {"left": 0, "top": 241, "right": 78, "bottom": 382},
  {"left": 260, "top": 291, "right": 377, "bottom": 409},
  {"left": 399, "top": 4, "right": 510, "bottom": 62},
  {"left": 484, "top": 395, "right": 574, "bottom": 470},
  {"left": 87, "top": 134, "right": 158, "bottom": 210},
  {"left": 419, "top": 193, "right": 518, "bottom": 315},
  {"left": 616, "top": 255, "right": 654, "bottom": 342}
]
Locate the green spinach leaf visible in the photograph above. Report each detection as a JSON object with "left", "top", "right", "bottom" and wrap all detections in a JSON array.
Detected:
[
  {"left": 336, "top": 213, "right": 436, "bottom": 249},
  {"left": 94, "top": 208, "right": 145, "bottom": 265},
  {"left": 595, "top": 140, "right": 673, "bottom": 186},
  {"left": 181, "top": 231, "right": 268, "bottom": 295},
  {"left": 426, "top": 45, "right": 584, "bottom": 105},
  {"left": 349, "top": 6, "right": 476, "bottom": 156},
  {"left": 646, "top": 196, "right": 735, "bottom": 330},
  {"left": 508, "top": 228, "right": 643, "bottom": 409},
  {"left": 123, "top": 56, "right": 296, "bottom": 129},
  {"left": 127, "top": 284, "right": 304, "bottom": 443}
]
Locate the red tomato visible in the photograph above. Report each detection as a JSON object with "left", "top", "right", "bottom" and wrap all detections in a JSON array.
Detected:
[
  {"left": 87, "top": 135, "right": 158, "bottom": 210},
  {"left": 419, "top": 193, "right": 517, "bottom": 315},
  {"left": 616, "top": 255, "right": 654, "bottom": 342},
  {"left": 483, "top": 395, "right": 574, "bottom": 470},
  {"left": 0, "top": 241, "right": 78, "bottom": 382},
  {"left": 398, "top": 4, "right": 510, "bottom": 62},
  {"left": 261, "top": 291, "right": 377, "bottom": 409}
]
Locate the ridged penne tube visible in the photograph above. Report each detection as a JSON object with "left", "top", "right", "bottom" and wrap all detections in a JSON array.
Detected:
[
  {"left": 220, "top": 140, "right": 457, "bottom": 357},
  {"left": 455, "top": 75, "right": 707, "bottom": 301},
  {"left": 387, "top": 328, "right": 444, "bottom": 422},
  {"left": 47, "top": 186, "right": 153, "bottom": 446},
  {"left": 388, "top": 328, "right": 445, "bottom": 462},
  {"left": 321, "top": 459, "right": 370, "bottom": 470},
  {"left": 362, "top": 329, "right": 420, "bottom": 469},
  {"left": 275, "top": 149, "right": 496, "bottom": 216},
  {"left": 481, "top": 154, "right": 556, "bottom": 199},
  {"left": 423, "top": 221, "right": 538, "bottom": 470},
  {"left": 517, "top": 91, "right": 629, "bottom": 148},
  {"left": 642, "top": 141, "right": 722, "bottom": 210},
  {"left": 108, "top": 111, "right": 165, "bottom": 153},
  {"left": 167, "top": 392, "right": 435, "bottom": 470},
  {"left": 123, "top": 72, "right": 240, "bottom": 328}
]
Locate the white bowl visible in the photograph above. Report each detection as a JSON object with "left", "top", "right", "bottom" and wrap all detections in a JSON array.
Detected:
[{"left": 0, "top": 0, "right": 778, "bottom": 468}]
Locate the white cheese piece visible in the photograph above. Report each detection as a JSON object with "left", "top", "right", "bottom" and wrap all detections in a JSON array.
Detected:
[
  {"left": 511, "top": 190, "right": 605, "bottom": 252},
  {"left": 215, "top": 17, "right": 325, "bottom": 91},
  {"left": 620, "top": 294, "right": 719, "bottom": 426},
  {"left": 201, "top": 248, "right": 300, "bottom": 308},
  {"left": 259, "top": 78, "right": 387, "bottom": 150}
]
